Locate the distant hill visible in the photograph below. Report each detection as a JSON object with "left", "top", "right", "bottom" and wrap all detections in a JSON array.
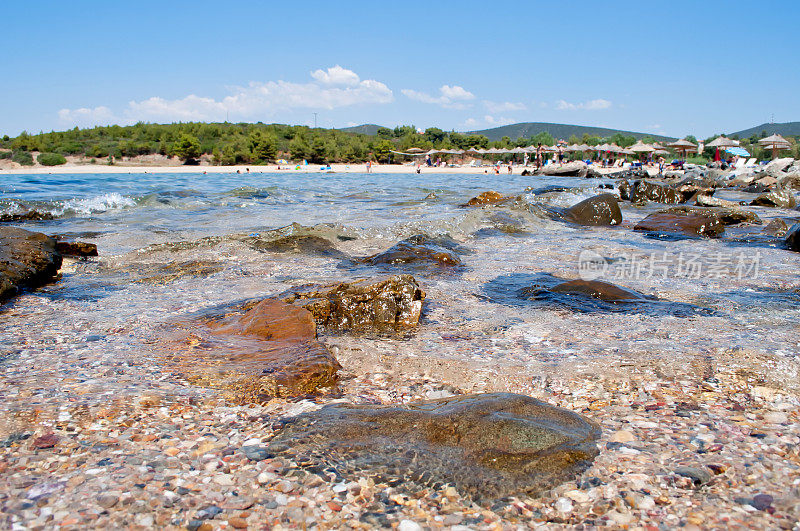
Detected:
[
  {"left": 466, "top": 122, "right": 675, "bottom": 142},
  {"left": 731, "top": 122, "right": 800, "bottom": 139},
  {"left": 338, "top": 124, "right": 382, "bottom": 135}
]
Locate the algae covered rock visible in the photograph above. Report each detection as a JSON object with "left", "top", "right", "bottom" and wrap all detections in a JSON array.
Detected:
[
  {"left": 0, "top": 227, "right": 62, "bottom": 302},
  {"left": 357, "top": 235, "right": 465, "bottom": 270},
  {"left": 634, "top": 207, "right": 725, "bottom": 237},
  {"left": 562, "top": 194, "right": 622, "bottom": 226},
  {"left": 266, "top": 393, "right": 600, "bottom": 501}
]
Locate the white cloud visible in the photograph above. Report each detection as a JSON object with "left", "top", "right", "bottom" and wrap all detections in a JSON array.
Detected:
[
  {"left": 57, "top": 106, "right": 116, "bottom": 128},
  {"left": 401, "top": 84, "right": 475, "bottom": 108},
  {"left": 310, "top": 65, "right": 361, "bottom": 86},
  {"left": 484, "top": 100, "right": 527, "bottom": 113},
  {"left": 57, "top": 67, "right": 393, "bottom": 127},
  {"left": 463, "top": 117, "right": 479, "bottom": 127},
  {"left": 556, "top": 98, "right": 612, "bottom": 111},
  {"left": 483, "top": 115, "right": 515, "bottom": 126}
]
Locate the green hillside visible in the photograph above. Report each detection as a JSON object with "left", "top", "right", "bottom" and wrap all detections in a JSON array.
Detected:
[
  {"left": 731, "top": 122, "right": 800, "bottom": 139},
  {"left": 466, "top": 122, "right": 675, "bottom": 142},
  {"left": 338, "top": 124, "right": 382, "bottom": 135}
]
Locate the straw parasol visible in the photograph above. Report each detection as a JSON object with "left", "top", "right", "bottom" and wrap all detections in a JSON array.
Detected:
[
  {"left": 706, "top": 136, "right": 739, "bottom": 148},
  {"left": 406, "top": 147, "right": 424, "bottom": 153},
  {"left": 758, "top": 134, "right": 792, "bottom": 159},
  {"left": 628, "top": 140, "right": 655, "bottom": 153},
  {"left": 667, "top": 138, "right": 698, "bottom": 160}
]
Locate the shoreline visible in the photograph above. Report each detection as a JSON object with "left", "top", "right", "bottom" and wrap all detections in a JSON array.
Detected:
[{"left": 0, "top": 162, "right": 655, "bottom": 176}]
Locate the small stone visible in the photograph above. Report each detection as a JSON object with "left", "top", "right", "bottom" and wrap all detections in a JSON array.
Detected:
[
  {"left": 213, "top": 474, "right": 234, "bottom": 486},
  {"left": 398, "top": 520, "right": 423, "bottom": 531},
  {"left": 564, "top": 489, "right": 590, "bottom": 504},
  {"left": 256, "top": 472, "right": 275, "bottom": 485},
  {"left": 610, "top": 430, "right": 636, "bottom": 443},
  {"left": 443, "top": 514, "right": 463, "bottom": 525},
  {"left": 228, "top": 517, "right": 248, "bottom": 529},
  {"left": 327, "top": 501, "right": 342, "bottom": 512},
  {"left": 96, "top": 494, "right": 119, "bottom": 509},
  {"left": 764, "top": 412, "right": 788, "bottom": 424},
  {"left": 674, "top": 466, "right": 712, "bottom": 486},
  {"left": 31, "top": 433, "right": 59, "bottom": 449},
  {"left": 554, "top": 497, "right": 573, "bottom": 513},
  {"left": 242, "top": 445, "right": 272, "bottom": 461},
  {"left": 274, "top": 480, "right": 294, "bottom": 493},
  {"left": 165, "top": 447, "right": 180, "bottom": 457},
  {"left": 751, "top": 493, "right": 774, "bottom": 511},
  {"left": 196, "top": 505, "right": 222, "bottom": 520}
]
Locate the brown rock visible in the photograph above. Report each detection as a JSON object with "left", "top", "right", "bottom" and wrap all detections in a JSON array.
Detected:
[
  {"left": 357, "top": 235, "right": 463, "bottom": 269},
  {"left": 561, "top": 194, "right": 622, "bottom": 226},
  {"left": 228, "top": 517, "right": 248, "bottom": 529},
  {"left": 55, "top": 241, "right": 98, "bottom": 257},
  {"left": 786, "top": 223, "right": 800, "bottom": 252},
  {"left": 248, "top": 235, "right": 346, "bottom": 258},
  {"left": 0, "top": 227, "right": 62, "bottom": 302},
  {"left": 169, "top": 299, "right": 340, "bottom": 403},
  {"left": 463, "top": 191, "right": 506, "bottom": 207},
  {"left": 0, "top": 210, "right": 54, "bottom": 222},
  {"left": 550, "top": 279, "right": 645, "bottom": 302},
  {"left": 634, "top": 207, "right": 725, "bottom": 237},
  {"left": 763, "top": 218, "right": 789, "bottom": 237},
  {"left": 280, "top": 275, "right": 425, "bottom": 333},
  {"left": 266, "top": 393, "right": 600, "bottom": 502},
  {"left": 629, "top": 180, "right": 679, "bottom": 204},
  {"left": 536, "top": 161, "right": 588, "bottom": 178},
  {"left": 751, "top": 189, "right": 797, "bottom": 209},
  {"left": 31, "top": 433, "right": 59, "bottom": 449}
]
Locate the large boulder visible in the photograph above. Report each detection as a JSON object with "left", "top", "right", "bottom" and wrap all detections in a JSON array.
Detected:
[
  {"left": 750, "top": 189, "right": 797, "bottom": 209},
  {"left": 0, "top": 227, "right": 62, "bottom": 302},
  {"left": 786, "top": 223, "right": 800, "bottom": 252},
  {"left": 779, "top": 172, "right": 800, "bottom": 190},
  {"left": 629, "top": 180, "right": 679, "bottom": 204},
  {"left": 266, "top": 393, "right": 600, "bottom": 501},
  {"left": 561, "top": 194, "right": 622, "bottom": 226},
  {"left": 280, "top": 275, "right": 425, "bottom": 333},
  {"left": 535, "top": 161, "right": 588, "bottom": 178},
  {"left": 55, "top": 241, "right": 98, "bottom": 257},
  {"left": 550, "top": 279, "right": 646, "bottom": 302},
  {"left": 357, "top": 235, "right": 464, "bottom": 269},
  {"left": 634, "top": 207, "right": 725, "bottom": 237},
  {"left": 170, "top": 299, "right": 341, "bottom": 403},
  {"left": 764, "top": 157, "right": 794, "bottom": 178}
]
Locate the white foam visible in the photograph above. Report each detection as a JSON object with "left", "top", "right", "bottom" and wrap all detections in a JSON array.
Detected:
[{"left": 58, "top": 192, "right": 137, "bottom": 215}]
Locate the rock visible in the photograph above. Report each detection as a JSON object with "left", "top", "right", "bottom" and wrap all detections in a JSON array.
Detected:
[
  {"left": 424, "top": 192, "right": 438, "bottom": 200},
  {"left": 751, "top": 493, "right": 774, "bottom": 510},
  {"left": 779, "top": 172, "right": 800, "bottom": 190},
  {"left": 398, "top": 520, "right": 423, "bottom": 531},
  {"left": 634, "top": 207, "right": 725, "bottom": 237},
  {"left": 280, "top": 275, "right": 425, "bottom": 333},
  {"left": 763, "top": 218, "right": 789, "bottom": 237},
  {"left": 764, "top": 157, "right": 794, "bottom": 177},
  {"left": 751, "top": 189, "right": 797, "bottom": 209},
  {"left": 266, "top": 393, "right": 600, "bottom": 502},
  {"left": 617, "top": 179, "right": 631, "bottom": 200},
  {"left": 755, "top": 175, "right": 778, "bottom": 188},
  {"left": 31, "top": 433, "right": 59, "bottom": 449},
  {"left": 629, "top": 180, "right": 679, "bottom": 204},
  {"left": 763, "top": 411, "right": 788, "bottom": 424},
  {"left": 555, "top": 497, "right": 573, "bottom": 513},
  {"left": 712, "top": 208, "right": 760, "bottom": 226},
  {"left": 247, "top": 235, "right": 346, "bottom": 258},
  {"left": 0, "top": 210, "right": 54, "bottom": 222},
  {"left": 462, "top": 191, "right": 507, "bottom": 207},
  {"left": 610, "top": 430, "right": 636, "bottom": 443},
  {"left": 784, "top": 223, "right": 800, "bottom": 251},
  {"left": 536, "top": 161, "right": 588, "bottom": 178},
  {"left": 170, "top": 299, "right": 341, "bottom": 403},
  {"left": 561, "top": 194, "right": 622, "bottom": 226},
  {"left": 196, "top": 505, "right": 223, "bottom": 520},
  {"left": 242, "top": 445, "right": 272, "bottom": 461},
  {"left": 130, "top": 260, "right": 225, "bottom": 285},
  {"left": 96, "top": 494, "right": 119, "bottom": 509},
  {"left": 695, "top": 194, "right": 740, "bottom": 209},
  {"left": 357, "top": 235, "right": 464, "bottom": 269},
  {"left": 55, "top": 241, "right": 98, "bottom": 257},
  {"left": 550, "top": 279, "right": 645, "bottom": 302},
  {"left": 674, "top": 466, "right": 712, "bottom": 486},
  {"left": 228, "top": 517, "right": 249, "bottom": 529},
  {"left": 0, "top": 227, "right": 62, "bottom": 302}
]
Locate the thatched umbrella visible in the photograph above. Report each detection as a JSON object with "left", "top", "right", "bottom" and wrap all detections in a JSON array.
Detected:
[
  {"left": 758, "top": 134, "right": 792, "bottom": 159},
  {"left": 667, "top": 138, "right": 697, "bottom": 160},
  {"left": 406, "top": 147, "right": 424, "bottom": 153},
  {"left": 706, "top": 136, "right": 739, "bottom": 162},
  {"left": 628, "top": 140, "right": 655, "bottom": 162}
]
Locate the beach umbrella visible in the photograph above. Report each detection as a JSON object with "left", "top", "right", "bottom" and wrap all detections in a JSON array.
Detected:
[
  {"left": 653, "top": 149, "right": 669, "bottom": 156},
  {"left": 706, "top": 136, "right": 739, "bottom": 148},
  {"left": 628, "top": 140, "right": 655, "bottom": 152},
  {"left": 758, "top": 134, "right": 792, "bottom": 159},
  {"left": 666, "top": 139, "right": 697, "bottom": 160},
  {"left": 724, "top": 146, "right": 750, "bottom": 157},
  {"left": 406, "top": 147, "right": 424, "bottom": 153}
]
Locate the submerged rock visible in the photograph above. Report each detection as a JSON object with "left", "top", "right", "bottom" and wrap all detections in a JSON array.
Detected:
[
  {"left": 249, "top": 235, "right": 347, "bottom": 258},
  {"left": 170, "top": 299, "right": 340, "bottom": 402},
  {"left": 357, "top": 235, "right": 465, "bottom": 270},
  {"left": 131, "top": 260, "right": 225, "bottom": 284},
  {"left": 266, "top": 393, "right": 600, "bottom": 502},
  {"left": 629, "top": 180, "right": 679, "bottom": 204},
  {"left": 561, "top": 194, "right": 622, "bottom": 226},
  {"left": 280, "top": 275, "right": 425, "bottom": 333},
  {"left": 763, "top": 218, "right": 789, "bottom": 237},
  {"left": 549, "top": 279, "right": 647, "bottom": 302},
  {"left": 634, "top": 207, "right": 725, "bottom": 238},
  {"left": 55, "top": 241, "right": 98, "bottom": 257},
  {"left": 750, "top": 189, "right": 797, "bottom": 209},
  {"left": 0, "top": 210, "right": 54, "bottom": 222},
  {"left": 0, "top": 227, "right": 62, "bottom": 302}
]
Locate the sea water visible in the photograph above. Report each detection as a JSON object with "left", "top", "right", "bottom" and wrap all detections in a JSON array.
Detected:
[{"left": 1, "top": 171, "right": 799, "bottom": 410}]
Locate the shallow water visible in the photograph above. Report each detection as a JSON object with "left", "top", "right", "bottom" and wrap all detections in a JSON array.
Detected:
[{"left": 1, "top": 171, "right": 799, "bottom": 409}]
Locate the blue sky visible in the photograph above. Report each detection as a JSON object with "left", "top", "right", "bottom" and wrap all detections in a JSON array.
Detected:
[{"left": 3, "top": 1, "right": 798, "bottom": 138}]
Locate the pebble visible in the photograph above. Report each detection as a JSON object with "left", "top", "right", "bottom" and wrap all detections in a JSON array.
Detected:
[
  {"left": 554, "top": 497, "right": 573, "bottom": 513},
  {"left": 674, "top": 466, "right": 712, "bottom": 486},
  {"left": 398, "top": 520, "right": 423, "bottom": 531},
  {"left": 610, "top": 429, "right": 636, "bottom": 443},
  {"left": 242, "top": 445, "right": 272, "bottom": 461},
  {"left": 764, "top": 412, "right": 788, "bottom": 424},
  {"left": 228, "top": 516, "right": 248, "bottom": 528},
  {"left": 96, "top": 494, "right": 119, "bottom": 509}
]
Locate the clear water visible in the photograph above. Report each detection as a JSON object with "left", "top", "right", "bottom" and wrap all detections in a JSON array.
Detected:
[{"left": 1, "top": 171, "right": 799, "bottom": 410}]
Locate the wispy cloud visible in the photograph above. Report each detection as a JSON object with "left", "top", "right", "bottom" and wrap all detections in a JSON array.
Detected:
[
  {"left": 57, "top": 66, "right": 393, "bottom": 126},
  {"left": 483, "top": 100, "right": 527, "bottom": 113},
  {"left": 555, "top": 98, "right": 612, "bottom": 111},
  {"left": 401, "top": 85, "right": 475, "bottom": 109}
]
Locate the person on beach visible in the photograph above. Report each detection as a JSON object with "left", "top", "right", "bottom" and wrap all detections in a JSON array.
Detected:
[
  {"left": 535, "top": 144, "right": 543, "bottom": 169},
  {"left": 366, "top": 160, "right": 372, "bottom": 173},
  {"left": 507, "top": 163, "right": 513, "bottom": 174}
]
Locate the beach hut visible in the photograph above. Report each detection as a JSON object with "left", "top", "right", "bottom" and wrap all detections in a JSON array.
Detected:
[{"left": 758, "top": 134, "right": 792, "bottom": 159}]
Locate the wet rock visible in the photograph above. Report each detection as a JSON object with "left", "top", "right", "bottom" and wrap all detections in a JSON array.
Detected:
[
  {"left": 266, "top": 393, "right": 600, "bottom": 502},
  {"left": 55, "top": 241, "right": 98, "bottom": 257},
  {"left": 629, "top": 180, "right": 679, "bottom": 204},
  {"left": 634, "top": 207, "right": 725, "bottom": 237},
  {"left": 561, "top": 194, "right": 622, "bottom": 226},
  {"left": 694, "top": 194, "right": 740, "bottom": 208},
  {"left": 131, "top": 260, "right": 224, "bottom": 284},
  {"left": 750, "top": 189, "right": 797, "bottom": 209},
  {"left": 779, "top": 172, "right": 800, "bottom": 190},
  {"left": 536, "top": 161, "right": 588, "bottom": 178},
  {"left": 483, "top": 211, "right": 530, "bottom": 235},
  {"left": 549, "top": 279, "right": 647, "bottom": 302},
  {"left": 0, "top": 227, "right": 62, "bottom": 302},
  {"left": 751, "top": 493, "right": 774, "bottom": 511},
  {"left": 618, "top": 180, "right": 631, "bottom": 200},
  {"left": 526, "top": 184, "right": 576, "bottom": 195},
  {"left": 673, "top": 466, "right": 712, "bottom": 486},
  {"left": 248, "top": 235, "right": 346, "bottom": 258},
  {"left": 763, "top": 218, "right": 789, "bottom": 237},
  {"left": 785, "top": 223, "right": 800, "bottom": 252},
  {"left": 712, "top": 208, "right": 760, "bottom": 226},
  {"left": 0, "top": 210, "right": 54, "bottom": 222},
  {"left": 462, "top": 191, "right": 507, "bottom": 207},
  {"left": 170, "top": 299, "right": 340, "bottom": 402},
  {"left": 280, "top": 275, "right": 425, "bottom": 333},
  {"left": 424, "top": 192, "right": 438, "bottom": 200},
  {"left": 357, "top": 235, "right": 464, "bottom": 270},
  {"left": 31, "top": 433, "right": 59, "bottom": 449},
  {"left": 242, "top": 445, "right": 273, "bottom": 461}
]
